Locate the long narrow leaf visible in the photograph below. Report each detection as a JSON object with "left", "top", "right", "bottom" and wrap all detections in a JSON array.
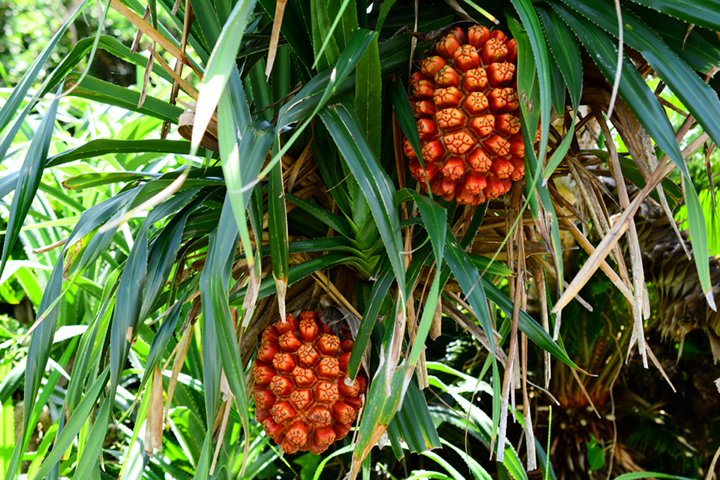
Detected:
[
  {"left": 46, "top": 139, "right": 210, "bottom": 167},
  {"left": 140, "top": 191, "right": 205, "bottom": 321},
  {"left": 268, "top": 148, "right": 289, "bottom": 317},
  {"left": 228, "top": 253, "right": 348, "bottom": 305},
  {"left": 482, "top": 278, "right": 577, "bottom": 368},
  {"left": 537, "top": 6, "right": 582, "bottom": 175},
  {"left": 625, "top": 0, "right": 720, "bottom": 31},
  {"left": 138, "top": 295, "right": 185, "bottom": 392},
  {"left": 42, "top": 35, "right": 173, "bottom": 94},
  {"left": 509, "top": 0, "right": 551, "bottom": 166},
  {"left": 0, "top": 0, "right": 89, "bottom": 135},
  {"left": 200, "top": 199, "right": 251, "bottom": 474},
  {"left": 284, "top": 194, "right": 354, "bottom": 237},
  {"left": 390, "top": 80, "right": 423, "bottom": 172},
  {"left": 310, "top": 0, "right": 342, "bottom": 71},
  {"left": 110, "top": 224, "right": 148, "bottom": 391},
  {"left": 355, "top": 35, "right": 382, "bottom": 159},
  {"left": 1, "top": 88, "right": 61, "bottom": 276},
  {"left": 319, "top": 100, "right": 406, "bottom": 304},
  {"left": 191, "top": 0, "right": 256, "bottom": 154},
  {"left": 67, "top": 76, "right": 183, "bottom": 124},
  {"left": 560, "top": 0, "right": 720, "bottom": 169},
  {"left": 346, "top": 258, "right": 394, "bottom": 379},
  {"left": 69, "top": 396, "right": 113, "bottom": 479},
  {"left": 391, "top": 376, "right": 442, "bottom": 453},
  {"left": 26, "top": 369, "right": 110, "bottom": 480},
  {"left": 262, "top": 28, "right": 377, "bottom": 183}
]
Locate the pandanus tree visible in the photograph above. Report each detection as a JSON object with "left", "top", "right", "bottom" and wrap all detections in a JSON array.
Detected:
[{"left": 0, "top": 0, "right": 719, "bottom": 478}]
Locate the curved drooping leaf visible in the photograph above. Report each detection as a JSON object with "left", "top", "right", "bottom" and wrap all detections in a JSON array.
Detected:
[
  {"left": 199, "top": 199, "right": 251, "bottom": 475},
  {"left": 0, "top": 0, "right": 89, "bottom": 136},
  {"left": 137, "top": 294, "right": 186, "bottom": 393},
  {"left": 67, "top": 76, "right": 183, "bottom": 124},
  {"left": 74, "top": 189, "right": 142, "bottom": 274},
  {"left": 42, "top": 35, "right": 173, "bottom": 95},
  {"left": 390, "top": 79, "right": 423, "bottom": 167},
  {"left": 110, "top": 221, "right": 150, "bottom": 391},
  {"left": 549, "top": 2, "right": 686, "bottom": 173},
  {"left": 389, "top": 376, "right": 442, "bottom": 454},
  {"left": 561, "top": 0, "right": 720, "bottom": 166},
  {"left": 24, "top": 368, "right": 110, "bottom": 480},
  {"left": 139, "top": 190, "right": 205, "bottom": 321},
  {"left": 46, "top": 139, "right": 211, "bottom": 167},
  {"left": 0, "top": 87, "right": 61, "bottom": 277},
  {"left": 444, "top": 233, "right": 495, "bottom": 353},
  {"left": 633, "top": 6, "right": 720, "bottom": 73},
  {"left": 190, "top": 0, "right": 257, "bottom": 154},
  {"left": 482, "top": 277, "right": 577, "bottom": 369},
  {"left": 625, "top": 0, "right": 720, "bottom": 31},
  {"left": 509, "top": 0, "right": 551, "bottom": 166}
]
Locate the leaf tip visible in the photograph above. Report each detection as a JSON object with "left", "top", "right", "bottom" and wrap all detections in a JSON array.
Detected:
[{"left": 707, "top": 290, "right": 718, "bottom": 312}]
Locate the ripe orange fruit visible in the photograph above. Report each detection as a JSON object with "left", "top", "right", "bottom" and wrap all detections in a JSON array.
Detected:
[
  {"left": 252, "top": 310, "right": 366, "bottom": 454},
  {"left": 405, "top": 26, "right": 527, "bottom": 204}
]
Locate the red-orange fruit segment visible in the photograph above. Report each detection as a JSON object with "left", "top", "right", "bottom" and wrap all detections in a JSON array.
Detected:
[
  {"left": 404, "top": 26, "right": 536, "bottom": 204},
  {"left": 253, "top": 311, "right": 366, "bottom": 455}
]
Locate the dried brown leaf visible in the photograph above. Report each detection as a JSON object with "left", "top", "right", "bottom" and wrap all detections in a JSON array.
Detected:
[
  {"left": 111, "top": 0, "right": 201, "bottom": 78},
  {"left": 148, "top": 45, "right": 198, "bottom": 100},
  {"left": 265, "top": 0, "right": 288, "bottom": 79},
  {"left": 553, "top": 157, "right": 674, "bottom": 315}
]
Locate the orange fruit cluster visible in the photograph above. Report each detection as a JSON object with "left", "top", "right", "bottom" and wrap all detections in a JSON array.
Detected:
[
  {"left": 405, "top": 26, "right": 527, "bottom": 204},
  {"left": 252, "top": 311, "right": 366, "bottom": 454}
]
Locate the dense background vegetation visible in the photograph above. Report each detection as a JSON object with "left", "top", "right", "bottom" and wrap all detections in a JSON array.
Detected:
[{"left": 0, "top": 0, "right": 719, "bottom": 479}]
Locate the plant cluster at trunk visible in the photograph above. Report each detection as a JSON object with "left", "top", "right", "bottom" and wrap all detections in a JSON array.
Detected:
[
  {"left": 252, "top": 310, "right": 366, "bottom": 454},
  {"left": 3, "top": 0, "right": 720, "bottom": 478},
  {"left": 404, "top": 26, "right": 526, "bottom": 204}
]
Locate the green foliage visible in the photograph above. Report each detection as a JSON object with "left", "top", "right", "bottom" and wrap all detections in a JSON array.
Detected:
[
  {"left": 0, "top": 0, "right": 719, "bottom": 479},
  {"left": 586, "top": 434, "right": 605, "bottom": 473},
  {"left": 0, "top": 1, "right": 136, "bottom": 85}
]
